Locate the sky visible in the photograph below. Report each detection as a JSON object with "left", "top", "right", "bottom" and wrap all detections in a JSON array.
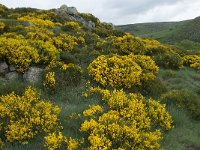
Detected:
[{"left": 1, "top": 0, "right": 200, "bottom": 25}]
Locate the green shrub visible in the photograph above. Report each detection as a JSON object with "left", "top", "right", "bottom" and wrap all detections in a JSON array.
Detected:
[
  {"left": 0, "top": 79, "right": 28, "bottom": 96},
  {"left": 141, "top": 78, "right": 167, "bottom": 98},
  {"left": 44, "top": 63, "right": 83, "bottom": 90},
  {"left": 158, "top": 69, "right": 180, "bottom": 80},
  {"left": 60, "top": 51, "right": 78, "bottom": 64},
  {"left": 154, "top": 52, "right": 183, "bottom": 69},
  {"left": 60, "top": 64, "right": 82, "bottom": 86},
  {"left": 0, "top": 139, "right": 3, "bottom": 150},
  {"left": 161, "top": 90, "right": 200, "bottom": 120},
  {"left": 61, "top": 21, "right": 81, "bottom": 31}
]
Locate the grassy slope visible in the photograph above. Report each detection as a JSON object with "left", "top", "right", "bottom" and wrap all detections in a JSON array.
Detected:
[
  {"left": 116, "top": 17, "right": 200, "bottom": 44},
  {"left": 158, "top": 68, "right": 200, "bottom": 150},
  {"left": 1, "top": 67, "right": 200, "bottom": 150}
]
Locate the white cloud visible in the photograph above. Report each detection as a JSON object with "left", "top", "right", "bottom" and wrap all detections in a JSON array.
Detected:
[{"left": 1, "top": 0, "right": 200, "bottom": 25}]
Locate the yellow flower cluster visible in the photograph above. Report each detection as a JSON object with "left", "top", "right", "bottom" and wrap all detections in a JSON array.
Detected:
[
  {"left": 53, "top": 34, "right": 78, "bottom": 52},
  {"left": 0, "top": 36, "right": 40, "bottom": 72},
  {"left": 83, "top": 105, "right": 103, "bottom": 117},
  {"left": 19, "top": 15, "right": 54, "bottom": 28},
  {"left": 147, "top": 99, "right": 173, "bottom": 130},
  {"left": 80, "top": 89, "right": 173, "bottom": 149},
  {"left": 0, "top": 21, "right": 5, "bottom": 30},
  {"left": 44, "top": 132, "right": 66, "bottom": 150},
  {"left": 183, "top": 55, "right": 200, "bottom": 72},
  {"left": 44, "top": 132, "right": 81, "bottom": 150},
  {"left": 26, "top": 26, "right": 54, "bottom": 42},
  {"left": 88, "top": 54, "right": 158, "bottom": 88},
  {"left": 29, "top": 40, "right": 60, "bottom": 63},
  {"left": 43, "top": 72, "right": 56, "bottom": 88},
  {"left": 142, "top": 39, "right": 174, "bottom": 55},
  {"left": 0, "top": 87, "right": 60, "bottom": 144},
  {"left": 110, "top": 33, "right": 146, "bottom": 54},
  {"left": 64, "top": 21, "right": 81, "bottom": 31},
  {"left": 129, "top": 54, "right": 159, "bottom": 81}
]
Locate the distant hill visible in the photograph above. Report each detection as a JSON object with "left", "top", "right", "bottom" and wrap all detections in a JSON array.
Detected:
[{"left": 117, "top": 17, "right": 200, "bottom": 44}]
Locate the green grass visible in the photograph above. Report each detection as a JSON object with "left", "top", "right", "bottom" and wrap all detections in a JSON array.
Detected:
[
  {"left": 158, "top": 67, "right": 200, "bottom": 150},
  {"left": 158, "top": 67, "right": 200, "bottom": 94},
  {"left": 162, "top": 104, "right": 200, "bottom": 150}
]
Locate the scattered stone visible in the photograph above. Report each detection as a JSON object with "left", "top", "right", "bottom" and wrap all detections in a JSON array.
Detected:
[
  {"left": 5, "top": 72, "right": 19, "bottom": 80},
  {"left": 23, "top": 67, "right": 43, "bottom": 83},
  {"left": 0, "top": 62, "right": 8, "bottom": 73},
  {"left": 9, "top": 65, "right": 16, "bottom": 72}
]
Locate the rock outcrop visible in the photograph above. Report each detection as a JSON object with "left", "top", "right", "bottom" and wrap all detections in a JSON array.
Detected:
[
  {"left": 60, "top": 5, "right": 78, "bottom": 15},
  {"left": 23, "top": 67, "right": 43, "bottom": 83},
  {"left": 0, "top": 61, "right": 43, "bottom": 83},
  {"left": 56, "top": 5, "right": 96, "bottom": 29}
]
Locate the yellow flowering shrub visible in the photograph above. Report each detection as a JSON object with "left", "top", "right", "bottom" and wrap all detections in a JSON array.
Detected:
[
  {"left": 63, "top": 21, "right": 81, "bottom": 31},
  {"left": 0, "top": 21, "right": 5, "bottom": 31},
  {"left": 29, "top": 40, "right": 60, "bottom": 63},
  {"left": 0, "top": 87, "right": 60, "bottom": 144},
  {"left": 80, "top": 89, "right": 173, "bottom": 149},
  {"left": 43, "top": 72, "right": 56, "bottom": 88},
  {"left": 26, "top": 26, "right": 54, "bottom": 42},
  {"left": 53, "top": 34, "right": 78, "bottom": 52},
  {"left": 0, "top": 37, "right": 40, "bottom": 72},
  {"left": 18, "top": 15, "right": 54, "bottom": 28},
  {"left": 110, "top": 33, "right": 146, "bottom": 55},
  {"left": 44, "top": 132, "right": 82, "bottom": 150},
  {"left": 142, "top": 39, "right": 173, "bottom": 55},
  {"left": 183, "top": 55, "right": 200, "bottom": 72},
  {"left": 83, "top": 105, "right": 103, "bottom": 117},
  {"left": 88, "top": 54, "right": 158, "bottom": 88},
  {"left": 44, "top": 132, "right": 66, "bottom": 150},
  {"left": 129, "top": 54, "right": 159, "bottom": 81}
]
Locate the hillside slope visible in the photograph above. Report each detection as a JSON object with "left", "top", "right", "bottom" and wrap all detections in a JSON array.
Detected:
[
  {"left": 0, "top": 3, "right": 200, "bottom": 150},
  {"left": 117, "top": 17, "right": 200, "bottom": 44}
]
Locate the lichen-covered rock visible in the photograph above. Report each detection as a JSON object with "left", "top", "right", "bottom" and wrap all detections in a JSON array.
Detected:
[
  {"left": 5, "top": 72, "right": 19, "bottom": 80},
  {"left": 9, "top": 65, "right": 16, "bottom": 72},
  {"left": 0, "top": 62, "right": 8, "bottom": 74},
  {"left": 60, "top": 5, "right": 78, "bottom": 15},
  {"left": 23, "top": 67, "right": 43, "bottom": 83},
  {"left": 87, "top": 21, "right": 95, "bottom": 29}
]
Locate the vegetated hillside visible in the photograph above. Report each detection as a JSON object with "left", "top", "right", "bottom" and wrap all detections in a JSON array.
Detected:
[
  {"left": 117, "top": 16, "right": 200, "bottom": 44},
  {"left": 0, "top": 3, "right": 200, "bottom": 150}
]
